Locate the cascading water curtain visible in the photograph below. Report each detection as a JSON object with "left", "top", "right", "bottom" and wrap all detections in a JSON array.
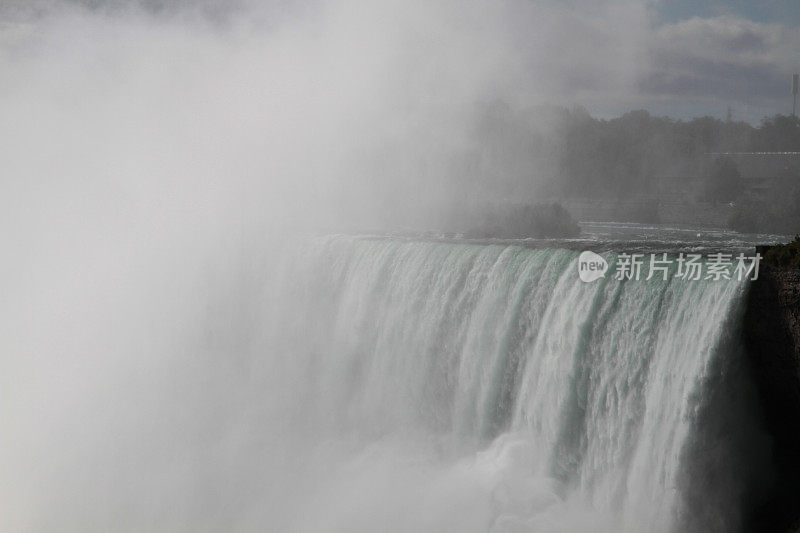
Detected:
[{"left": 256, "top": 236, "right": 770, "bottom": 533}]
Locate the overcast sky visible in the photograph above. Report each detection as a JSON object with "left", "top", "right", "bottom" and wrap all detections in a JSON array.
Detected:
[
  {"left": 495, "top": 0, "right": 800, "bottom": 122},
  {"left": 642, "top": 0, "right": 799, "bottom": 121},
  {"left": 0, "top": 0, "right": 798, "bottom": 123}
]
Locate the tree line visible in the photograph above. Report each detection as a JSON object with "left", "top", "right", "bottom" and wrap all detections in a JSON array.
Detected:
[{"left": 464, "top": 101, "right": 800, "bottom": 233}]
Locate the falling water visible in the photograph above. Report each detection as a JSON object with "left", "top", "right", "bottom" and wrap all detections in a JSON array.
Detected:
[
  {"left": 253, "top": 235, "right": 769, "bottom": 533},
  {"left": 3, "top": 235, "right": 771, "bottom": 532}
]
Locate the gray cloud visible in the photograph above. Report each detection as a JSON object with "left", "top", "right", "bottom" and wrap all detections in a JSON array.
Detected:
[
  {"left": 464, "top": 2, "right": 799, "bottom": 120},
  {"left": 640, "top": 15, "right": 800, "bottom": 118},
  {"left": 2, "top": 0, "right": 796, "bottom": 121}
]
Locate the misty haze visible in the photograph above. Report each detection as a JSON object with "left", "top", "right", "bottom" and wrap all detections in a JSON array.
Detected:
[{"left": 3, "top": 1, "right": 800, "bottom": 532}]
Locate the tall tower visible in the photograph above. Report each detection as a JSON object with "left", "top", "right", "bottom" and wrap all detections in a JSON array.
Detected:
[{"left": 793, "top": 73, "right": 798, "bottom": 118}]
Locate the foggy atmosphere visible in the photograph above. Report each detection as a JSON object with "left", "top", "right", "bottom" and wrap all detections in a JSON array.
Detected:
[{"left": 2, "top": 0, "right": 800, "bottom": 532}]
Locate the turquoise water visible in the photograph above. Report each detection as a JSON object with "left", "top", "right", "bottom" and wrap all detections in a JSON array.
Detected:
[{"left": 256, "top": 236, "right": 768, "bottom": 532}]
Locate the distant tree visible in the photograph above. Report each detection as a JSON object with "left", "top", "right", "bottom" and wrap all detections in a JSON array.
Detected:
[
  {"left": 459, "top": 103, "right": 796, "bottom": 216},
  {"left": 763, "top": 235, "right": 800, "bottom": 267},
  {"left": 754, "top": 115, "right": 800, "bottom": 152}
]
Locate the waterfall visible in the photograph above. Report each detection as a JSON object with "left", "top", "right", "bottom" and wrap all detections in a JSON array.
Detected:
[
  {"left": 3, "top": 234, "right": 770, "bottom": 532},
  {"left": 255, "top": 235, "right": 770, "bottom": 533}
]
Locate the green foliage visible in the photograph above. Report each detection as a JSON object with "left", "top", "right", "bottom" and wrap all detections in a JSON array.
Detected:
[
  {"left": 549, "top": 109, "right": 770, "bottom": 198},
  {"left": 472, "top": 101, "right": 800, "bottom": 202},
  {"left": 756, "top": 115, "right": 800, "bottom": 152},
  {"left": 465, "top": 103, "right": 800, "bottom": 232},
  {"left": 763, "top": 236, "right": 800, "bottom": 268}
]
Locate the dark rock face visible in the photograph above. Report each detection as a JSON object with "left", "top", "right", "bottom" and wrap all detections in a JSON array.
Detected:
[{"left": 742, "top": 266, "right": 800, "bottom": 532}]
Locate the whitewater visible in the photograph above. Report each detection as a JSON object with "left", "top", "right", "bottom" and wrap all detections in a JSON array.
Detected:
[
  {"left": 244, "top": 235, "right": 769, "bottom": 533},
  {"left": 2, "top": 234, "right": 773, "bottom": 533}
]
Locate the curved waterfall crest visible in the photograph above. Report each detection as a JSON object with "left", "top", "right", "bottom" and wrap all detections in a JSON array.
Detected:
[{"left": 260, "top": 235, "right": 768, "bottom": 532}]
